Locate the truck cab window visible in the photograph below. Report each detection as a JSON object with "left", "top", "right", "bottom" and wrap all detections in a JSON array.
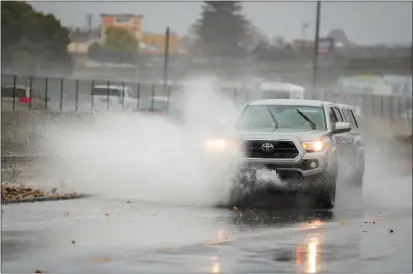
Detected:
[{"left": 329, "top": 107, "right": 338, "bottom": 128}]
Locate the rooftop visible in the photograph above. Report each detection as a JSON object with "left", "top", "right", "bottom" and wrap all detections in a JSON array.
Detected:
[
  {"left": 100, "top": 14, "right": 143, "bottom": 18},
  {"left": 69, "top": 30, "right": 101, "bottom": 43}
]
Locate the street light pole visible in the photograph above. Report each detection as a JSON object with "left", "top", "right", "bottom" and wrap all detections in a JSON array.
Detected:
[
  {"left": 302, "top": 23, "right": 309, "bottom": 50},
  {"left": 163, "top": 27, "right": 170, "bottom": 93},
  {"left": 312, "top": 1, "right": 321, "bottom": 97}
]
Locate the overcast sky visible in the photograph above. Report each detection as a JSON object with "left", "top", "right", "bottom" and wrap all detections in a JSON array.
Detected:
[{"left": 30, "top": 1, "right": 412, "bottom": 45}]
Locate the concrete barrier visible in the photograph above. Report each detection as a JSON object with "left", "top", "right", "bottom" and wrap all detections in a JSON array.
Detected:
[{"left": 1, "top": 110, "right": 412, "bottom": 157}]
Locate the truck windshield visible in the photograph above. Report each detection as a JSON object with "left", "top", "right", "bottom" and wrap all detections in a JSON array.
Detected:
[{"left": 235, "top": 105, "right": 326, "bottom": 131}]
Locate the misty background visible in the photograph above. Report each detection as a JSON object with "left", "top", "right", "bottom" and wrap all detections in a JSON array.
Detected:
[{"left": 30, "top": 1, "right": 412, "bottom": 45}]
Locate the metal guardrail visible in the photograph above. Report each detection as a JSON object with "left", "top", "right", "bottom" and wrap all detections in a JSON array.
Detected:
[{"left": 1, "top": 74, "right": 412, "bottom": 119}]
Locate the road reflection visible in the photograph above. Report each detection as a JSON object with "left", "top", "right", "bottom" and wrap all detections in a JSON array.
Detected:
[
  {"left": 225, "top": 209, "right": 330, "bottom": 273},
  {"left": 228, "top": 209, "right": 334, "bottom": 227},
  {"left": 210, "top": 256, "right": 220, "bottom": 273},
  {"left": 295, "top": 233, "right": 323, "bottom": 273}
]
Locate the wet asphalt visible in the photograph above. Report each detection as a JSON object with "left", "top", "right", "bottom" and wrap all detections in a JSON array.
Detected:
[
  {"left": 2, "top": 136, "right": 412, "bottom": 273},
  {"left": 1, "top": 174, "right": 412, "bottom": 273}
]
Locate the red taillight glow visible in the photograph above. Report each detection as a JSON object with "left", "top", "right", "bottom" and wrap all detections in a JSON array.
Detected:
[{"left": 18, "top": 97, "right": 31, "bottom": 104}]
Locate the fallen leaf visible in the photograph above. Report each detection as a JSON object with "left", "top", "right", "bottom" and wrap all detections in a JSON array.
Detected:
[{"left": 339, "top": 221, "right": 347, "bottom": 225}]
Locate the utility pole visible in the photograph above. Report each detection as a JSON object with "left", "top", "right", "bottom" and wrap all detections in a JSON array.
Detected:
[
  {"left": 163, "top": 27, "right": 170, "bottom": 93},
  {"left": 302, "top": 22, "right": 309, "bottom": 50},
  {"left": 312, "top": 1, "right": 321, "bottom": 97},
  {"left": 86, "top": 14, "right": 93, "bottom": 39}
]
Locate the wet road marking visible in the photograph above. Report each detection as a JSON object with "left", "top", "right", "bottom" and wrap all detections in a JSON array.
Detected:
[
  {"left": 84, "top": 257, "right": 114, "bottom": 264},
  {"left": 195, "top": 213, "right": 391, "bottom": 249},
  {"left": 365, "top": 216, "right": 384, "bottom": 222},
  {"left": 202, "top": 239, "right": 232, "bottom": 246}
]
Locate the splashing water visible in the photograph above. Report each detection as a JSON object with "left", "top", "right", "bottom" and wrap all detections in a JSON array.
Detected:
[{"left": 37, "top": 77, "right": 244, "bottom": 207}]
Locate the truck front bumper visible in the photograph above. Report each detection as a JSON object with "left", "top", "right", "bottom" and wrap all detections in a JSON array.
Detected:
[{"left": 240, "top": 151, "right": 330, "bottom": 178}]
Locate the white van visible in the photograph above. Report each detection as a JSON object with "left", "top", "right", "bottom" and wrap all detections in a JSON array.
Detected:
[
  {"left": 335, "top": 76, "right": 393, "bottom": 96},
  {"left": 258, "top": 82, "right": 305, "bottom": 100},
  {"left": 91, "top": 85, "right": 137, "bottom": 111}
]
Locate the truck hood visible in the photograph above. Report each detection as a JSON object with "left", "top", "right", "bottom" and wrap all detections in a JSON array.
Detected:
[{"left": 236, "top": 128, "right": 328, "bottom": 142}]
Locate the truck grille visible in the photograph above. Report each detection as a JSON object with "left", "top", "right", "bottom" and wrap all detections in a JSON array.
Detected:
[{"left": 244, "top": 140, "right": 299, "bottom": 159}]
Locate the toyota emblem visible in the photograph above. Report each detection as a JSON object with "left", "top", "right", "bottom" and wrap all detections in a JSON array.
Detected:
[{"left": 261, "top": 143, "right": 274, "bottom": 152}]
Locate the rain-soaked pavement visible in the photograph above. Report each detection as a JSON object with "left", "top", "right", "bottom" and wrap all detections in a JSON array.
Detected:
[
  {"left": 2, "top": 173, "right": 412, "bottom": 273},
  {"left": 2, "top": 134, "right": 412, "bottom": 273}
]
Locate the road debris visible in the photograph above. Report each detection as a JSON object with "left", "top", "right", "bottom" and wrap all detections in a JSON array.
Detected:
[{"left": 1, "top": 182, "right": 87, "bottom": 204}]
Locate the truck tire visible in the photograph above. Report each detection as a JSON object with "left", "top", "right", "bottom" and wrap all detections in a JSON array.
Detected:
[
  {"left": 310, "top": 162, "right": 337, "bottom": 210},
  {"left": 315, "top": 172, "right": 337, "bottom": 210}
]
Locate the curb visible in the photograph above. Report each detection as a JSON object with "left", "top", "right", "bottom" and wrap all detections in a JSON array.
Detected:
[
  {"left": 1, "top": 155, "right": 48, "bottom": 163},
  {"left": 1, "top": 194, "right": 91, "bottom": 205}
]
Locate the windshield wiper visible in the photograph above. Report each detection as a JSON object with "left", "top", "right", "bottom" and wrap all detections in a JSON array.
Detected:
[
  {"left": 267, "top": 107, "right": 279, "bottom": 129},
  {"left": 295, "top": 109, "right": 316, "bottom": 130}
]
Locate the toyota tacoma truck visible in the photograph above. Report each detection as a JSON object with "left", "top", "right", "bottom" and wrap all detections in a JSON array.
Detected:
[{"left": 203, "top": 99, "right": 365, "bottom": 209}]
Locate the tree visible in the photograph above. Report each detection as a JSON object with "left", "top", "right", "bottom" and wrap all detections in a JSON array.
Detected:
[
  {"left": 1, "top": 1, "right": 72, "bottom": 75},
  {"left": 103, "top": 26, "right": 139, "bottom": 63},
  {"left": 88, "top": 42, "right": 104, "bottom": 62},
  {"left": 197, "top": 1, "right": 249, "bottom": 58}
]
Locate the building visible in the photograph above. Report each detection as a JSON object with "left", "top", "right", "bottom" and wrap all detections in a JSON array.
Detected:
[
  {"left": 141, "top": 32, "right": 181, "bottom": 55},
  {"left": 67, "top": 29, "right": 101, "bottom": 67},
  {"left": 100, "top": 13, "right": 143, "bottom": 42},
  {"left": 68, "top": 29, "right": 101, "bottom": 54}
]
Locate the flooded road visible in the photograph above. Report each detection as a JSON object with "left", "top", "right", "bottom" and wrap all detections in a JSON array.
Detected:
[
  {"left": 2, "top": 175, "right": 412, "bottom": 273},
  {"left": 1, "top": 116, "right": 412, "bottom": 273}
]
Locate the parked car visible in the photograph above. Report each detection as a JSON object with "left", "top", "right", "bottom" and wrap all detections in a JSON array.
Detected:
[
  {"left": 1, "top": 85, "right": 48, "bottom": 110},
  {"left": 135, "top": 96, "right": 185, "bottom": 123}
]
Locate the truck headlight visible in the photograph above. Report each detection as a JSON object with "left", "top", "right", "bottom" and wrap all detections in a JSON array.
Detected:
[
  {"left": 203, "top": 138, "right": 239, "bottom": 152},
  {"left": 301, "top": 141, "right": 327, "bottom": 152}
]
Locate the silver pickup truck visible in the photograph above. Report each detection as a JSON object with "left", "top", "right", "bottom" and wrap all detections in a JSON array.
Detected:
[{"left": 204, "top": 99, "right": 365, "bottom": 209}]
